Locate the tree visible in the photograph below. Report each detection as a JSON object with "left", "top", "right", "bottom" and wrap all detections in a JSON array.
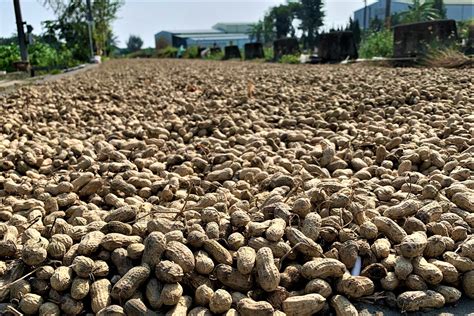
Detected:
[
  {"left": 249, "top": 20, "right": 264, "bottom": 43},
  {"left": 42, "top": 0, "right": 123, "bottom": 60},
  {"left": 398, "top": 0, "right": 440, "bottom": 24},
  {"left": 346, "top": 18, "right": 361, "bottom": 46},
  {"left": 431, "top": 0, "right": 447, "bottom": 19},
  {"left": 268, "top": 3, "right": 300, "bottom": 39},
  {"left": 296, "top": 0, "right": 324, "bottom": 49},
  {"left": 126, "top": 35, "right": 143, "bottom": 52}
]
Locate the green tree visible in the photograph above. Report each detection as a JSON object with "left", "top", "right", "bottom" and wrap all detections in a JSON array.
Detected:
[
  {"left": 126, "top": 35, "right": 144, "bottom": 52},
  {"left": 431, "top": 0, "right": 447, "bottom": 19},
  {"left": 42, "top": 0, "right": 123, "bottom": 60},
  {"left": 346, "top": 18, "right": 361, "bottom": 46},
  {"left": 398, "top": 0, "right": 440, "bottom": 24},
  {"left": 296, "top": 0, "right": 324, "bottom": 49},
  {"left": 268, "top": 3, "right": 300, "bottom": 39},
  {"left": 249, "top": 20, "right": 264, "bottom": 43}
]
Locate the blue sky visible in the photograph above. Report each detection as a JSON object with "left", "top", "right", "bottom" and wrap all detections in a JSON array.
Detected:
[{"left": 0, "top": 0, "right": 372, "bottom": 47}]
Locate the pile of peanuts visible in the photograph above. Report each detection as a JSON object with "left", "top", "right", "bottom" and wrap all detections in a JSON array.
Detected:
[{"left": 0, "top": 59, "right": 473, "bottom": 315}]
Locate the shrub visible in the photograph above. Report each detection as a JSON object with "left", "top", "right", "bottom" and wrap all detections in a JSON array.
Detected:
[
  {"left": 157, "top": 46, "right": 178, "bottom": 58},
  {"left": 264, "top": 47, "right": 274, "bottom": 61},
  {"left": 183, "top": 46, "right": 199, "bottom": 59},
  {"left": 0, "top": 44, "right": 20, "bottom": 72},
  {"left": 359, "top": 30, "right": 394, "bottom": 59},
  {"left": 280, "top": 54, "right": 300, "bottom": 64}
]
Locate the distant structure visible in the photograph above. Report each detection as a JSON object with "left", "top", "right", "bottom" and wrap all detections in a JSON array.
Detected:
[
  {"left": 354, "top": 0, "right": 474, "bottom": 29},
  {"left": 155, "top": 22, "right": 254, "bottom": 50}
]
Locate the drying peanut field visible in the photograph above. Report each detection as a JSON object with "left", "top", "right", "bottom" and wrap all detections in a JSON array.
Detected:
[{"left": 0, "top": 59, "right": 473, "bottom": 315}]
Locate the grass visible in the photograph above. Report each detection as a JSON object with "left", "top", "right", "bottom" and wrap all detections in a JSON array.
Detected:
[{"left": 421, "top": 47, "right": 473, "bottom": 68}]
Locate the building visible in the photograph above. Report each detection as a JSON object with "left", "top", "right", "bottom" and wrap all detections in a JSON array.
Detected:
[
  {"left": 155, "top": 23, "right": 254, "bottom": 50},
  {"left": 354, "top": 0, "right": 474, "bottom": 29}
]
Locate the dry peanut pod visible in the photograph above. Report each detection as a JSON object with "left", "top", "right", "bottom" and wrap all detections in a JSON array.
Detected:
[
  {"left": 330, "top": 295, "right": 358, "bottom": 316},
  {"left": 372, "top": 216, "right": 407, "bottom": 243},
  {"left": 406, "top": 274, "right": 428, "bottom": 291},
  {"left": 443, "top": 251, "right": 474, "bottom": 272},
  {"left": 126, "top": 243, "right": 145, "bottom": 260},
  {"left": 100, "top": 233, "right": 142, "bottom": 251},
  {"left": 160, "top": 283, "right": 183, "bottom": 305},
  {"left": 167, "top": 295, "right": 192, "bottom": 316},
  {"left": 204, "top": 239, "right": 232, "bottom": 265},
  {"left": 371, "top": 238, "right": 391, "bottom": 259},
  {"left": 155, "top": 260, "right": 184, "bottom": 283},
  {"left": 195, "top": 284, "right": 214, "bottom": 306},
  {"left": 124, "top": 298, "right": 157, "bottom": 316},
  {"left": 451, "top": 191, "right": 473, "bottom": 212},
  {"left": 256, "top": 247, "right": 280, "bottom": 292},
  {"left": 237, "top": 298, "right": 274, "bottom": 316},
  {"left": 71, "top": 277, "right": 90, "bottom": 300},
  {"left": 397, "top": 290, "right": 445, "bottom": 312},
  {"left": 97, "top": 305, "right": 125, "bottom": 316},
  {"left": 78, "top": 231, "right": 105, "bottom": 255},
  {"left": 338, "top": 240, "right": 359, "bottom": 269},
  {"left": 428, "top": 259, "right": 459, "bottom": 283},
  {"left": 111, "top": 265, "right": 151, "bottom": 301},
  {"left": 50, "top": 266, "right": 73, "bottom": 291},
  {"left": 280, "top": 264, "right": 302, "bottom": 290},
  {"left": 394, "top": 256, "right": 413, "bottom": 280},
  {"left": 266, "top": 218, "right": 286, "bottom": 242},
  {"left": 301, "top": 212, "right": 321, "bottom": 241},
  {"left": 359, "top": 221, "right": 378, "bottom": 240},
  {"left": 304, "top": 278, "right": 332, "bottom": 297},
  {"left": 424, "top": 235, "right": 446, "bottom": 258},
  {"left": 383, "top": 199, "right": 420, "bottom": 220},
  {"left": 39, "top": 302, "right": 60, "bottom": 316},
  {"left": 434, "top": 285, "right": 462, "bottom": 304},
  {"left": 72, "top": 255, "right": 95, "bottom": 278},
  {"left": 381, "top": 272, "right": 400, "bottom": 291},
  {"left": 246, "top": 220, "right": 272, "bottom": 237},
  {"left": 10, "top": 279, "right": 31, "bottom": 300},
  {"left": 189, "top": 307, "right": 212, "bottom": 316},
  {"left": 416, "top": 201, "right": 443, "bottom": 223},
  {"left": 22, "top": 244, "right": 47, "bottom": 266},
  {"left": 19, "top": 293, "right": 43, "bottom": 314},
  {"left": 60, "top": 295, "right": 83, "bottom": 315},
  {"left": 282, "top": 293, "right": 325, "bottom": 316},
  {"left": 146, "top": 278, "right": 163, "bottom": 310},
  {"left": 412, "top": 256, "right": 443, "bottom": 285},
  {"left": 209, "top": 289, "right": 232, "bottom": 314},
  {"left": 90, "top": 279, "right": 112, "bottom": 313},
  {"left": 194, "top": 250, "right": 214, "bottom": 275},
  {"left": 286, "top": 227, "right": 323, "bottom": 257},
  {"left": 165, "top": 241, "right": 195, "bottom": 273},
  {"left": 463, "top": 271, "right": 474, "bottom": 299},
  {"left": 141, "top": 231, "right": 166, "bottom": 267},
  {"left": 399, "top": 232, "right": 427, "bottom": 258},
  {"left": 236, "top": 246, "right": 256, "bottom": 275},
  {"left": 104, "top": 205, "right": 137, "bottom": 222},
  {"left": 302, "top": 258, "right": 346, "bottom": 279},
  {"left": 216, "top": 264, "right": 253, "bottom": 291},
  {"left": 336, "top": 273, "right": 374, "bottom": 298},
  {"left": 248, "top": 237, "right": 293, "bottom": 258}
]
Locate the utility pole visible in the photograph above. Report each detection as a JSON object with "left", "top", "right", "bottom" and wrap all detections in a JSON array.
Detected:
[
  {"left": 385, "top": 0, "right": 392, "bottom": 29},
  {"left": 86, "top": 0, "right": 94, "bottom": 61},
  {"left": 13, "top": 0, "right": 28, "bottom": 62},
  {"left": 363, "top": 0, "right": 368, "bottom": 30}
]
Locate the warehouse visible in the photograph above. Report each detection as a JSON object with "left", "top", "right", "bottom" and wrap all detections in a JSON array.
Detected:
[
  {"left": 155, "top": 23, "right": 253, "bottom": 49},
  {"left": 354, "top": 0, "right": 474, "bottom": 29}
]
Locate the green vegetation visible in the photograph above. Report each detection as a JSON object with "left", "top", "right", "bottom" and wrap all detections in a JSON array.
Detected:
[
  {"left": 359, "top": 30, "right": 394, "bottom": 58},
  {"left": 183, "top": 46, "right": 200, "bottom": 59},
  {"left": 0, "top": 42, "right": 79, "bottom": 72},
  {"left": 126, "top": 35, "right": 144, "bottom": 52},
  {"left": 398, "top": 0, "right": 441, "bottom": 24},
  {"left": 279, "top": 54, "right": 300, "bottom": 64},
  {"left": 156, "top": 46, "right": 178, "bottom": 58}
]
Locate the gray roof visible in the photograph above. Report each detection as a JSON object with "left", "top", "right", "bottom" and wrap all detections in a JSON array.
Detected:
[{"left": 186, "top": 34, "right": 250, "bottom": 41}]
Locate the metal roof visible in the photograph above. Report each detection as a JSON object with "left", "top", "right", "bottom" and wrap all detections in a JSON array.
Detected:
[
  {"left": 156, "top": 29, "right": 221, "bottom": 36},
  {"left": 397, "top": 0, "right": 473, "bottom": 4},
  {"left": 182, "top": 34, "right": 250, "bottom": 41}
]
